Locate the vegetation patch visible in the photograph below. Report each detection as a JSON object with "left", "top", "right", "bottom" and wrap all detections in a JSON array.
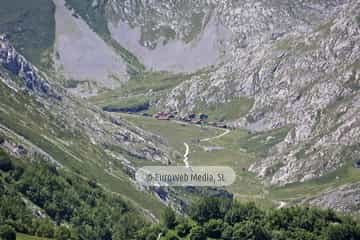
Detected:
[
  {"left": 102, "top": 95, "right": 151, "bottom": 113},
  {"left": 139, "top": 197, "right": 360, "bottom": 240},
  {"left": 0, "top": 152, "right": 146, "bottom": 240},
  {"left": 91, "top": 71, "right": 194, "bottom": 114},
  {"left": 0, "top": 0, "right": 55, "bottom": 68},
  {"left": 183, "top": 12, "right": 205, "bottom": 43},
  {"left": 0, "top": 78, "right": 165, "bottom": 218},
  {"left": 195, "top": 97, "right": 254, "bottom": 122},
  {"left": 140, "top": 24, "right": 177, "bottom": 47},
  {"left": 63, "top": 79, "right": 83, "bottom": 89}
]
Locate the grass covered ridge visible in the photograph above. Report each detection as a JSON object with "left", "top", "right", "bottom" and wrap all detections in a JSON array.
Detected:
[
  {"left": 0, "top": 0, "right": 55, "bottom": 68},
  {"left": 194, "top": 97, "right": 254, "bottom": 122},
  {"left": 0, "top": 73, "right": 165, "bottom": 218}
]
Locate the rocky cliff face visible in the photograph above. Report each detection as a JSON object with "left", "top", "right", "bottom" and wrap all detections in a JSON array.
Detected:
[
  {"left": 303, "top": 182, "right": 360, "bottom": 213},
  {"left": 0, "top": 39, "right": 61, "bottom": 100},
  {"left": 106, "top": 0, "right": 230, "bottom": 72},
  {"left": 158, "top": 0, "right": 360, "bottom": 186}
]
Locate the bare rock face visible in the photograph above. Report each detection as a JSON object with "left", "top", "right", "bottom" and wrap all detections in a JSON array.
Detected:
[
  {"left": 159, "top": 0, "right": 360, "bottom": 185},
  {"left": 304, "top": 183, "right": 360, "bottom": 213},
  {"left": 107, "top": 0, "right": 231, "bottom": 72},
  {"left": 0, "top": 39, "right": 61, "bottom": 100},
  {"left": 53, "top": 0, "right": 129, "bottom": 97}
]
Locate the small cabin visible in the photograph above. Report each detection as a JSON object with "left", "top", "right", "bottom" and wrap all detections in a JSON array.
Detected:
[{"left": 154, "top": 112, "right": 174, "bottom": 120}]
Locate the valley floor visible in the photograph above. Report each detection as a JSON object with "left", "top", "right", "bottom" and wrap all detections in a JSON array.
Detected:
[{"left": 117, "top": 113, "right": 360, "bottom": 211}]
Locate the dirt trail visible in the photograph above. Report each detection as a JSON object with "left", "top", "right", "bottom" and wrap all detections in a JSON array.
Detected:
[
  {"left": 277, "top": 201, "right": 287, "bottom": 209},
  {"left": 200, "top": 128, "right": 230, "bottom": 142},
  {"left": 183, "top": 142, "right": 190, "bottom": 168},
  {"left": 183, "top": 128, "right": 230, "bottom": 167}
]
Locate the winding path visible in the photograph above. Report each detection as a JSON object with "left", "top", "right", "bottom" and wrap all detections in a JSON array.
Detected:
[
  {"left": 183, "top": 142, "right": 190, "bottom": 168},
  {"left": 182, "top": 128, "right": 230, "bottom": 167},
  {"left": 277, "top": 201, "right": 287, "bottom": 209},
  {"left": 200, "top": 128, "right": 230, "bottom": 142}
]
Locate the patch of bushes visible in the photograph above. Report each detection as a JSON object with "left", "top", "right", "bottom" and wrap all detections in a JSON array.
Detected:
[
  {"left": 0, "top": 151, "right": 145, "bottom": 240},
  {"left": 140, "top": 197, "right": 360, "bottom": 239}
]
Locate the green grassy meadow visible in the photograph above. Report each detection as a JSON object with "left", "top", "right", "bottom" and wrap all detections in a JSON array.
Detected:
[
  {"left": 16, "top": 233, "right": 51, "bottom": 240},
  {"left": 117, "top": 112, "right": 290, "bottom": 207},
  {"left": 117, "top": 112, "right": 360, "bottom": 209}
]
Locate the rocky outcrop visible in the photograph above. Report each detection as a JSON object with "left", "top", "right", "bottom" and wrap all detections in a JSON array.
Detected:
[
  {"left": 158, "top": 0, "right": 360, "bottom": 186},
  {"left": 304, "top": 183, "right": 360, "bottom": 213},
  {"left": 0, "top": 38, "right": 61, "bottom": 100}
]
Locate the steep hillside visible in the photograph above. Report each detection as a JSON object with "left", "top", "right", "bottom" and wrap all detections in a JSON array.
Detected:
[
  {"left": 1, "top": 0, "right": 360, "bottom": 220},
  {"left": 77, "top": 0, "right": 360, "bottom": 214},
  {"left": 0, "top": 149, "right": 147, "bottom": 239},
  {"left": 159, "top": 0, "right": 360, "bottom": 186},
  {"left": 0, "top": 37, "right": 170, "bottom": 217}
]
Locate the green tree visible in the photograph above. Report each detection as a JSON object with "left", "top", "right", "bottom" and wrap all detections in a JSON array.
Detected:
[
  {"left": 204, "top": 219, "right": 223, "bottom": 238},
  {"left": 146, "top": 233, "right": 158, "bottom": 240},
  {"left": 232, "top": 221, "right": 271, "bottom": 240},
  {"left": 221, "top": 223, "right": 233, "bottom": 240},
  {"left": 164, "top": 231, "right": 180, "bottom": 240},
  {"left": 0, "top": 225, "right": 16, "bottom": 240},
  {"left": 189, "top": 226, "right": 206, "bottom": 240},
  {"left": 190, "top": 198, "right": 222, "bottom": 224},
  {"left": 0, "top": 150, "right": 13, "bottom": 172},
  {"left": 161, "top": 206, "right": 176, "bottom": 229},
  {"left": 55, "top": 225, "right": 73, "bottom": 240},
  {"left": 225, "top": 202, "right": 264, "bottom": 225},
  {"left": 136, "top": 225, "right": 162, "bottom": 240},
  {"left": 36, "top": 218, "right": 54, "bottom": 238},
  {"left": 175, "top": 220, "right": 192, "bottom": 238},
  {"left": 325, "top": 223, "right": 360, "bottom": 240},
  {"left": 272, "top": 228, "right": 317, "bottom": 240}
]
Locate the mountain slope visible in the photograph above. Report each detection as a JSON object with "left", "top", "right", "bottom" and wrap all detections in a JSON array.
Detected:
[
  {"left": 0, "top": 37, "right": 170, "bottom": 217},
  {"left": 1, "top": 0, "right": 360, "bottom": 217},
  {"left": 159, "top": 0, "right": 360, "bottom": 186},
  {"left": 53, "top": 0, "right": 129, "bottom": 97},
  {"left": 75, "top": 0, "right": 360, "bottom": 213}
]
